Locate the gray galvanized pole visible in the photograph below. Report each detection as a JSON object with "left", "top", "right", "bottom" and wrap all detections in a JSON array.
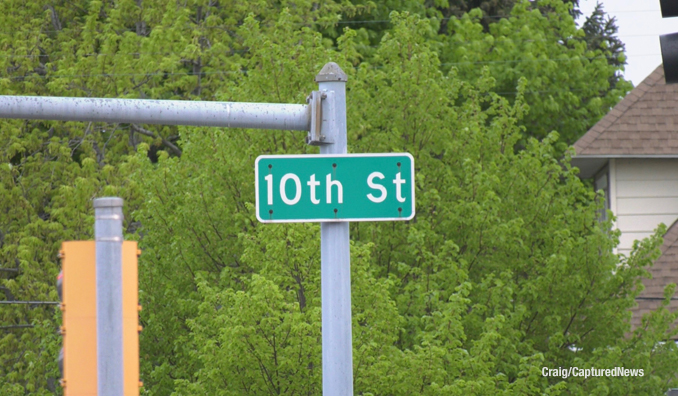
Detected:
[
  {"left": 0, "top": 96, "right": 309, "bottom": 131},
  {"left": 94, "top": 197, "right": 124, "bottom": 396},
  {"left": 317, "top": 63, "right": 353, "bottom": 395}
]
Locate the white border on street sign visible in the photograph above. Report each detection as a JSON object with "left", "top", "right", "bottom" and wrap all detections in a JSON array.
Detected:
[{"left": 255, "top": 153, "right": 416, "bottom": 223}]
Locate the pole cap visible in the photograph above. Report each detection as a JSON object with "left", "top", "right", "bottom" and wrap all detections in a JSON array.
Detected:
[
  {"left": 315, "top": 62, "right": 348, "bottom": 82},
  {"left": 93, "top": 197, "right": 124, "bottom": 208}
]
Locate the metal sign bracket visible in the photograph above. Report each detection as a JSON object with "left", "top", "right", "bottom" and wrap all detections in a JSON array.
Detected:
[{"left": 305, "top": 90, "right": 331, "bottom": 145}]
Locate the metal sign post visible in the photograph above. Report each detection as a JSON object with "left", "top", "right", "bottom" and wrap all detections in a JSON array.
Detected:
[
  {"left": 93, "top": 198, "right": 125, "bottom": 396},
  {"left": 315, "top": 63, "right": 354, "bottom": 396}
]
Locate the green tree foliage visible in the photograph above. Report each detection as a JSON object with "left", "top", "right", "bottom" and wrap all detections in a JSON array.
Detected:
[
  {"left": 0, "top": 0, "right": 352, "bottom": 391},
  {"left": 0, "top": 1, "right": 675, "bottom": 395},
  {"left": 440, "top": 0, "right": 630, "bottom": 145},
  {"left": 581, "top": 2, "right": 626, "bottom": 91},
  {"left": 129, "top": 8, "right": 676, "bottom": 396},
  {"left": 343, "top": 0, "right": 629, "bottom": 145}
]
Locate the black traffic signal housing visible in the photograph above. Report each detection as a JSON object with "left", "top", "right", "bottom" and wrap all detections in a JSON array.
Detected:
[{"left": 660, "top": 0, "right": 678, "bottom": 83}]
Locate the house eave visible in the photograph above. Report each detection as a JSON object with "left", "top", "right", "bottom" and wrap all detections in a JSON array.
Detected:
[{"left": 571, "top": 155, "right": 678, "bottom": 179}]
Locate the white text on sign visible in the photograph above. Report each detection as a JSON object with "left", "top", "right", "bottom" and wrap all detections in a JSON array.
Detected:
[{"left": 264, "top": 172, "right": 408, "bottom": 206}]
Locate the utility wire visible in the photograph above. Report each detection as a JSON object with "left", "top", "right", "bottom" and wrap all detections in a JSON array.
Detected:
[
  {"left": 635, "top": 297, "right": 678, "bottom": 301},
  {"left": 3, "top": 70, "right": 241, "bottom": 80},
  {"left": 0, "top": 7, "right": 663, "bottom": 35},
  {"left": 0, "top": 301, "right": 60, "bottom": 305},
  {"left": 0, "top": 71, "right": 625, "bottom": 98},
  {"left": 0, "top": 36, "right": 654, "bottom": 61},
  {"left": 0, "top": 54, "right": 632, "bottom": 81},
  {"left": 0, "top": 12, "right": 651, "bottom": 63},
  {"left": 0, "top": 25, "right": 662, "bottom": 38},
  {"left": 0, "top": 46, "right": 624, "bottom": 61},
  {"left": 0, "top": 324, "right": 34, "bottom": 330}
]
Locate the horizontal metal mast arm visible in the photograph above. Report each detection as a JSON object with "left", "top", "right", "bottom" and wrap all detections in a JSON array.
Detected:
[{"left": 0, "top": 96, "right": 310, "bottom": 131}]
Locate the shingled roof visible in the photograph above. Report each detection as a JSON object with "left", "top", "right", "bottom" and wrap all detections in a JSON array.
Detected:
[
  {"left": 631, "top": 218, "right": 678, "bottom": 337},
  {"left": 572, "top": 65, "right": 678, "bottom": 178}
]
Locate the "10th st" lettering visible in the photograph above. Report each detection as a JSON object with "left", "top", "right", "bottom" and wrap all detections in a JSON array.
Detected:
[{"left": 264, "top": 172, "right": 408, "bottom": 206}]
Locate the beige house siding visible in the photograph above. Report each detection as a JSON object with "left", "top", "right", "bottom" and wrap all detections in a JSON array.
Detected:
[
  {"left": 572, "top": 65, "right": 678, "bottom": 335},
  {"left": 613, "top": 158, "right": 678, "bottom": 257}
]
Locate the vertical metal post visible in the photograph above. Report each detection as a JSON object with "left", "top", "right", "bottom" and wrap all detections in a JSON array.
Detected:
[
  {"left": 94, "top": 197, "right": 124, "bottom": 396},
  {"left": 316, "top": 63, "right": 353, "bottom": 395}
]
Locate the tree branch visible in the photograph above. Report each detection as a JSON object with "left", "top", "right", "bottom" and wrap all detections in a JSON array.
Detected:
[{"left": 131, "top": 124, "right": 182, "bottom": 157}]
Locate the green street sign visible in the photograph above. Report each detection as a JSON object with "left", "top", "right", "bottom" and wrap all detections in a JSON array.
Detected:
[{"left": 255, "top": 153, "right": 415, "bottom": 223}]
